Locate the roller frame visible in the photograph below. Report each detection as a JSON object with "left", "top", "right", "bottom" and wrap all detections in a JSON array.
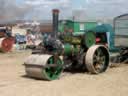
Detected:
[{"left": 24, "top": 54, "right": 63, "bottom": 80}]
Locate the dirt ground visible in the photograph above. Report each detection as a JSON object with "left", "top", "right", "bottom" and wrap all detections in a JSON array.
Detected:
[{"left": 0, "top": 51, "right": 128, "bottom": 96}]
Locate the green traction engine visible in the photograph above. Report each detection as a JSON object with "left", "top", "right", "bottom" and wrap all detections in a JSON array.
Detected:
[{"left": 24, "top": 9, "right": 110, "bottom": 81}]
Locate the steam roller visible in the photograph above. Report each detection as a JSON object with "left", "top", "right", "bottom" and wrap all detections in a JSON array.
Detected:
[{"left": 24, "top": 9, "right": 110, "bottom": 81}]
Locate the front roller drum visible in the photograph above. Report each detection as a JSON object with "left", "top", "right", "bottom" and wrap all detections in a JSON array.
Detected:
[
  {"left": 85, "top": 45, "right": 109, "bottom": 74},
  {"left": 24, "top": 55, "right": 63, "bottom": 81}
]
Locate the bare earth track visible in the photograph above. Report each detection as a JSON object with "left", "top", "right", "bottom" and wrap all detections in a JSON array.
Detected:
[{"left": 0, "top": 51, "right": 128, "bottom": 96}]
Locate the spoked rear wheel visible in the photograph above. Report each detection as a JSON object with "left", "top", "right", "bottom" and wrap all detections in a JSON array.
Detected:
[{"left": 85, "top": 45, "right": 109, "bottom": 74}]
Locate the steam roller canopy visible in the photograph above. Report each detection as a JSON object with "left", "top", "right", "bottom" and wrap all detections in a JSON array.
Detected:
[
  {"left": 85, "top": 31, "right": 96, "bottom": 48},
  {"left": 24, "top": 55, "right": 63, "bottom": 80},
  {"left": 85, "top": 45, "right": 109, "bottom": 74}
]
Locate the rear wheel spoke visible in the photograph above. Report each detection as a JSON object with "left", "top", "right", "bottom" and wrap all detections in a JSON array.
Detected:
[{"left": 86, "top": 45, "right": 109, "bottom": 74}]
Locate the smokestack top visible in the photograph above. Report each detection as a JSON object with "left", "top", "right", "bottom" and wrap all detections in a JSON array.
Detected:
[{"left": 52, "top": 9, "right": 59, "bottom": 14}]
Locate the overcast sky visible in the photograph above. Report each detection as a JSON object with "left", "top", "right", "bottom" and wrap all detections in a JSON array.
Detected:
[{"left": 0, "top": 0, "right": 128, "bottom": 22}]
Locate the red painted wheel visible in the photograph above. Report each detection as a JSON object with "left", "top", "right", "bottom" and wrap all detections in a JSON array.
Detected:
[{"left": 1, "top": 37, "right": 14, "bottom": 52}]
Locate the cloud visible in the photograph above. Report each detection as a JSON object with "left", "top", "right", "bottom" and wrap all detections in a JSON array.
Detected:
[
  {"left": 0, "top": 0, "right": 128, "bottom": 22},
  {"left": 0, "top": 0, "right": 32, "bottom": 23},
  {"left": 24, "top": 0, "right": 72, "bottom": 20},
  {"left": 25, "top": 0, "right": 70, "bottom": 6},
  {"left": 83, "top": 0, "right": 128, "bottom": 19},
  {"left": 0, "top": 0, "right": 78, "bottom": 22}
]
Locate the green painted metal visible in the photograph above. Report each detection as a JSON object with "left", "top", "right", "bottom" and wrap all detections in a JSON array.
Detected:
[
  {"left": 58, "top": 20, "right": 74, "bottom": 32},
  {"left": 59, "top": 20, "right": 97, "bottom": 33},
  {"left": 85, "top": 22, "right": 97, "bottom": 30},
  {"left": 71, "top": 36, "right": 81, "bottom": 44},
  {"left": 58, "top": 23, "right": 64, "bottom": 33},
  {"left": 64, "top": 43, "right": 73, "bottom": 56},
  {"left": 74, "top": 22, "right": 80, "bottom": 32},
  {"left": 63, "top": 33, "right": 81, "bottom": 45},
  {"left": 63, "top": 33, "right": 72, "bottom": 43},
  {"left": 44, "top": 56, "right": 63, "bottom": 80},
  {"left": 85, "top": 32, "right": 96, "bottom": 48},
  {"left": 64, "top": 44, "right": 80, "bottom": 56},
  {"left": 73, "top": 32, "right": 85, "bottom": 36},
  {"left": 59, "top": 20, "right": 117, "bottom": 51}
]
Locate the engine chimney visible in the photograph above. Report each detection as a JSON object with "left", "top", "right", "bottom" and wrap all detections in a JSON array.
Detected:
[{"left": 52, "top": 9, "right": 59, "bottom": 38}]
